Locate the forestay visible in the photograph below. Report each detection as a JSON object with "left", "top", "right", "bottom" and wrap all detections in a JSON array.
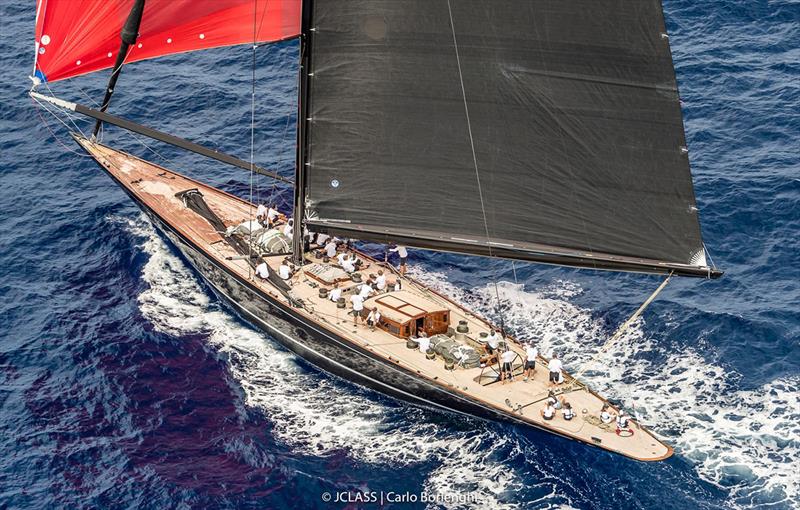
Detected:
[{"left": 302, "top": 0, "right": 718, "bottom": 277}]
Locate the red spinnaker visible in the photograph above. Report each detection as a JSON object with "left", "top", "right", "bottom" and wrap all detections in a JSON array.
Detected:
[{"left": 34, "top": 0, "right": 301, "bottom": 83}]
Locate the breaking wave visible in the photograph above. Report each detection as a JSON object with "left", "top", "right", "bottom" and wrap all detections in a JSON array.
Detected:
[{"left": 120, "top": 213, "right": 798, "bottom": 508}]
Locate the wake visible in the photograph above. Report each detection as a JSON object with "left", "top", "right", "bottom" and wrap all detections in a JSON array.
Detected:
[
  {"left": 409, "top": 267, "right": 800, "bottom": 509},
  {"left": 120, "top": 213, "right": 799, "bottom": 509}
]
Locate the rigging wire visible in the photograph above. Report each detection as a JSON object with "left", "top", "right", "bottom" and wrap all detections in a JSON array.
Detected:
[
  {"left": 31, "top": 98, "right": 93, "bottom": 158},
  {"left": 41, "top": 80, "right": 86, "bottom": 137},
  {"left": 247, "top": 0, "right": 259, "bottom": 279},
  {"left": 38, "top": 44, "right": 174, "bottom": 165},
  {"left": 570, "top": 272, "right": 673, "bottom": 383},
  {"left": 445, "top": 0, "right": 508, "bottom": 338},
  {"left": 703, "top": 243, "right": 717, "bottom": 270},
  {"left": 72, "top": 77, "right": 176, "bottom": 164},
  {"left": 265, "top": 43, "right": 298, "bottom": 212}
]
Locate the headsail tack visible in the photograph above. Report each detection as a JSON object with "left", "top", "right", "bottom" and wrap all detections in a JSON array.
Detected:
[{"left": 33, "top": 0, "right": 301, "bottom": 83}]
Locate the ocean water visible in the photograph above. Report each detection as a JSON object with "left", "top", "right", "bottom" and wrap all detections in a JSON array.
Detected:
[{"left": 1, "top": 1, "right": 798, "bottom": 509}]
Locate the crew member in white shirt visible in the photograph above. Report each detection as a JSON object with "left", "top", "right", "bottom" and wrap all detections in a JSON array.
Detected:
[
  {"left": 325, "top": 240, "right": 338, "bottom": 259},
  {"left": 341, "top": 254, "right": 356, "bottom": 273},
  {"left": 546, "top": 390, "right": 562, "bottom": 410},
  {"left": 366, "top": 307, "right": 381, "bottom": 331},
  {"left": 547, "top": 353, "right": 563, "bottom": 386},
  {"left": 500, "top": 348, "right": 516, "bottom": 385},
  {"left": 282, "top": 218, "right": 294, "bottom": 237},
  {"left": 359, "top": 281, "right": 374, "bottom": 299},
  {"left": 541, "top": 402, "right": 555, "bottom": 421},
  {"left": 523, "top": 343, "right": 538, "bottom": 382},
  {"left": 255, "top": 261, "right": 270, "bottom": 280},
  {"left": 256, "top": 203, "right": 267, "bottom": 222},
  {"left": 278, "top": 259, "right": 293, "bottom": 281},
  {"left": 266, "top": 205, "right": 279, "bottom": 227},
  {"left": 600, "top": 404, "right": 614, "bottom": 425},
  {"left": 350, "top": 293, "right": 364, "bottom": 325},
  {"left": 484, "top": 329, "right": 502, "bottom": 355},
  {"left": 375, "top": 270, "right": 387, "bottom": 292},
  {"left": 390, "top": 245, "right": 409, "bottom": 274},
  {"left": 417, "top": 331, "right": 430, "bottom": 354},
  {"left": 562, "top": 402, "right": 575, "bottom": 421},
  {"left": 316, "top": 232, "right": 330, "bottom": 247},
  {"left": 616, "top": 410, "right": 631, "bottom": 432},
  {"left": 329, "top": 282, "right": 342, "bottom": 303}
]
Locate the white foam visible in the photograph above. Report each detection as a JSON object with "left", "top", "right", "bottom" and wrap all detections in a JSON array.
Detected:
[
  {"left": 118, "top": 212, "right": 798, "bottom": 508},
  {"left": 408, "top": 266, "right": 800, "bottom": 508},
  {"left": 119, "top": 214, "right": 541, "bottom": 509}
]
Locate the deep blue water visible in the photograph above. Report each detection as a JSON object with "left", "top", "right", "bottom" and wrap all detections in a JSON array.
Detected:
[{"left": 1, "top": 1, "right": 798, "bottom": 509}]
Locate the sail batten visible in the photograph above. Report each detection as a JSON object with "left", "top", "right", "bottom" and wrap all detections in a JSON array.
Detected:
[
  {"left": 33, "top": 0, "right": 301, "bottom": 83},
  {"left": 301, "top": 0, "right": 714, "bottom": 275}
]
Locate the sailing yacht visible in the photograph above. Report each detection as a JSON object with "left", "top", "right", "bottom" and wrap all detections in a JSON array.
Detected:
[{"left": 29, "top": 0, "right": 721, "bottom": 462}]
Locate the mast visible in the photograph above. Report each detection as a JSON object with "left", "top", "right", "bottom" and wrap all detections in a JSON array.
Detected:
[
  {"left": 292, "top": 0, "right": 314, "bottom": 265},
  {"left": 91, "top": 0, "right": 146, "bottom": 138}
]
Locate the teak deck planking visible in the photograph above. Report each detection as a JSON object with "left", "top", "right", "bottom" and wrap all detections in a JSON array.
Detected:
[{"left": 80, "top": 138, "right": 672, "bottom": 461}]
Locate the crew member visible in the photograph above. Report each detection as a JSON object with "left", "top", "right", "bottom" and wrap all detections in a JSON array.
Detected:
[
  {"left": 278, "top": 259, "right": 293, "bottom": 280},
  {"left": 316, "top": 232, "right": 330, "bottom": 247},
  {"left": 255, "top": 261, "right": 270, "bottom": 280},
  {"left": 616, "top": 410, "right": 631, "bottom": 432},
  {"left": 375, "top": 270, "right": 387, "bottom": 292},
  {"left": 350, "top": 292, "right": 364, "bottom": 325},
  {"left": 325, "top": 239, "right": 338, "bottom": 259},
  {"left": 562, "top": 402, "right": 575, "bottom": 421},
  {"left": 390, "top": 245, "right": 408, "bottom": 274},
  {"left": 266, "top": 205, "right": 279, "bottom": 227},
  {"left": 359, "top": 280, "right": 374, "bottom": 299},
  {"left": 600, "top": 404, "right": 614, "bottom": 425},
  {"left": 340, "top": 253, "right": 356, "bottom": 273},
  {"left": 500, "top": 348, "right": 516, "bottom": 385},
  {"left": 523, "top": 343, "right": 538, "bottom": 382},
  {"left": 417, "top": 331, "right": 431, "bottom": 354},
  {"left": 484, "top": 329, "right": 502, "bottom": 355},
  {"left": 548, "top": 353, "right": 563, "bottom": 386},
  {"left": 541, "top": 401, "right": 555, "bottom": 421},
  {"left": 329, "top": 282, "right": 342, "bottom": 303},
  {"left": 366, "top": 307, "right": 381, "bottom": 331},
  {"left": 282, "top": 218, "right": 294, "bottom": 237}
]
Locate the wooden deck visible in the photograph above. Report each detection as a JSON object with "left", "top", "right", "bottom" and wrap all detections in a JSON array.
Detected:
[{"left": 79, "top": 137, "right": 673, "bottom": 461}]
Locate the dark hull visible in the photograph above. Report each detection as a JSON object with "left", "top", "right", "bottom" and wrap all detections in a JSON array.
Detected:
[
  {"left": 100, "top": 170, "right": 543, "bottom": 431},
  {"left": 73, "top": 136, "right": 674, "bottom": 461},
  {"left": 149, "top": 208, "right": 532, "bottom": 424}
]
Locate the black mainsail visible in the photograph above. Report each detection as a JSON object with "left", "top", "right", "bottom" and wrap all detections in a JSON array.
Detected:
[{"left": 299, "top": 0, "right": 720, "bottom": 277}]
